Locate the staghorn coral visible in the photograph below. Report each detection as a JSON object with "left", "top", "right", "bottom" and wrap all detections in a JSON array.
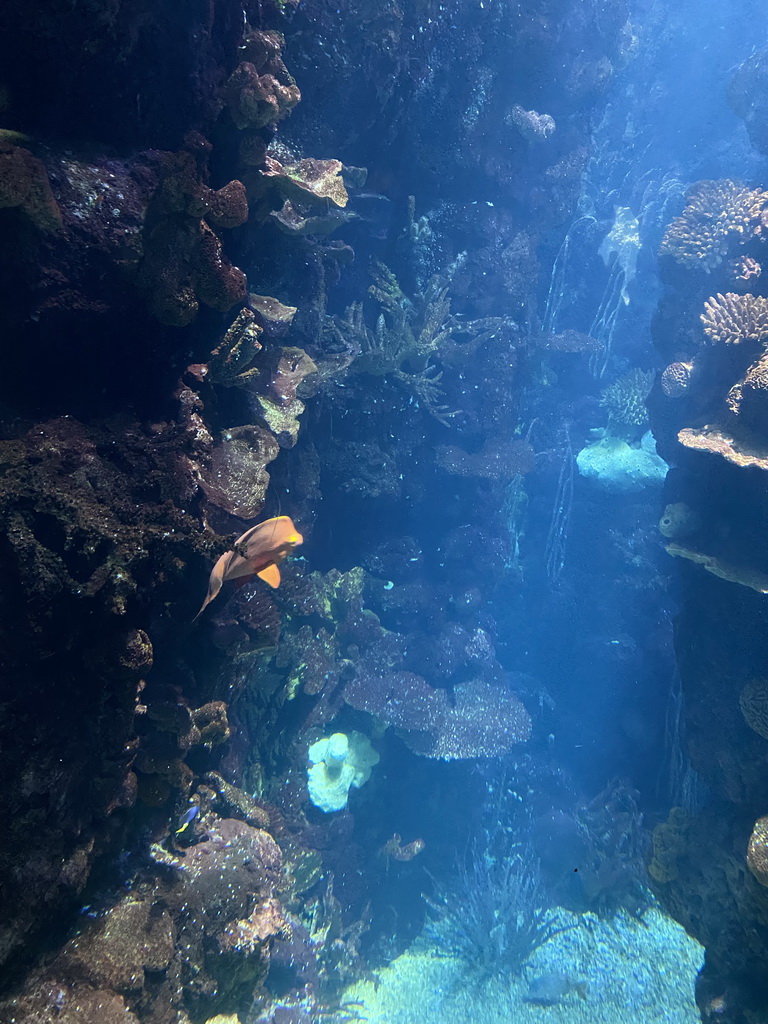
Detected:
[
  {"left": 659, "top": 179, "right": 768, "bottom": 271},
  {"left": 599, "top": 368, "right": 653, "bottom": 431},
  {"left": 325, "top": 262, "right": 501, "bottom": 423},
  {"left": 701, "top": 292, "right": 768, "bottom": 344},
  {"left": 739, "top": 679, "right": 768, "bottom": 740},
  {"left": 660, "top": 360, "right": 695, "bottom": 398}
]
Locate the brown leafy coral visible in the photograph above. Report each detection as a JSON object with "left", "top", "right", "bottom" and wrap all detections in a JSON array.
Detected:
[
  {"left": 660, "top": 179, "right": 768, "bottom": 271},
  {"left": 138, "top": 150, "right": 248, "bottom": 326},
  {"left": 225, "top": 31, "right": 301, "bottom": 131},
  {"left": 739, "top": 679, "right": 768, "bottom": 739},
  {"left": 701, "top": 292, "right": 768, "bottom": 344}
]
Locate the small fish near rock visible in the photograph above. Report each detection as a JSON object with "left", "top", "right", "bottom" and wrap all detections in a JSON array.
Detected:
[
  {"left": 195, "top": 515, "right": 303, "bottom": 619},
  {"left": 524, "top": 972, "right": 588, "bottom": 1006}
]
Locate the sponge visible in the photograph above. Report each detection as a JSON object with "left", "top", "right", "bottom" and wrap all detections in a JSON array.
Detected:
[{"left": 307, "top": 731, "right": 379, "bottom": 813}]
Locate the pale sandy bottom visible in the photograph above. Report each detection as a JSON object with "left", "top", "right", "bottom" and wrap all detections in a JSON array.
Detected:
[{"left": 341, "top": 906, "right": 703, "bottom": 1024}]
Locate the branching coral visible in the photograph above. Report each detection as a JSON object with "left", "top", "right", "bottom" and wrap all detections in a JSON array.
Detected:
[
  {"left": 659, "top": 179, "right": 768, "bottom": 271},
  {"left": 701, "top": 292, "right": 768, "bottom": 344},
  {"left": 325, "top": 262, "right": 502, "bottom": 423},
  {"left": 599, "top": 368, "right": 653, "bottom": 430},
  {"left": 678, "top": 424, "right": 768, "bottom": 470},
  {"left": 186, "top": 308, "right": 263, "bottom": 391}
]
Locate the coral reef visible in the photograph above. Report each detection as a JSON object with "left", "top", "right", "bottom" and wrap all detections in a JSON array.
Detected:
[
  {"left": 700, "top": 292, "right": 768, "bottom": 345},
  {"left": 599, "top": 368, "right": 653, "bottom": 432},
  {"left": 659, "top": 180, "right": 768, "bottom": 272},
  {"left": 651, "top": 163, "right": 768, "bottom": 1019}
]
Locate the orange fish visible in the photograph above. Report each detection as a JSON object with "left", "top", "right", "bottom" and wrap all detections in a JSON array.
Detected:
[{"left": 195, "top": 516, "right": 303, "bottom": 619}]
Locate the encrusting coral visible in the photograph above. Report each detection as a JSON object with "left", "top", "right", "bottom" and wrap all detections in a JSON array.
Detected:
[
  {"left": 659, "top": 179, "right": 768, "bottom": 271},
  {"left": 325, "top": 261, "right": 505, "bottom": 423}
]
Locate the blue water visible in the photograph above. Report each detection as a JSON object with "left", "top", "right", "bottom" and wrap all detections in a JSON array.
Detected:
[{"left": 3, "top": 0, "right": 768, "bottom": 1022}]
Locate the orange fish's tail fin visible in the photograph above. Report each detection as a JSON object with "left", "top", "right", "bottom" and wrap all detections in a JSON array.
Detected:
[
  {"left": 257, "top": 563, "right": 281, "bottom": 588},
  {"left": 193, "top": 552, "right": 229, "bottom": 622}
]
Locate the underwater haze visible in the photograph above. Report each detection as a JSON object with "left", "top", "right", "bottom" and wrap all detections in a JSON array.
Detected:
[{"left": 2, "top": 1, "right": 768, "bottom": 1023}]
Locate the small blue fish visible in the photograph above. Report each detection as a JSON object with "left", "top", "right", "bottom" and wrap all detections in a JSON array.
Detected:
[{"left": 175, "top": 805, "right": 199, "bottom": 836}]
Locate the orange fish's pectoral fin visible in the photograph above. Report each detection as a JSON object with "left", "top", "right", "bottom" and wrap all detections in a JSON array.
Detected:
[{"left": 257, "top": 563, "right": 281, "bottom": 588}]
